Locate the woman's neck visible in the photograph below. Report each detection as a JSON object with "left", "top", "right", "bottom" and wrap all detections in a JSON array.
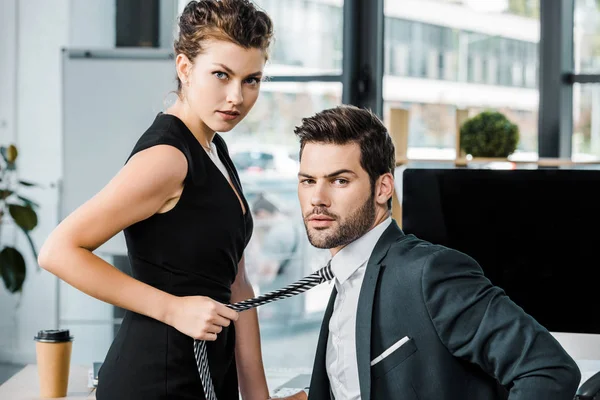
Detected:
[{"left": 166, "top": 100, "right": 215, "bottom": 148}]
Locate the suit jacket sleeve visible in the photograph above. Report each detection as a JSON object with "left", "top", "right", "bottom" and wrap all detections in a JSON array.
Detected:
[{"left": 422, "top": 248, "right": 581, "bottom": 400}]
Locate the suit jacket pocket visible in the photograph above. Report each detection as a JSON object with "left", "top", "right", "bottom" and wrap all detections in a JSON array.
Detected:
[{"left": 371, "top": 337, "right": 418, "bottom": 379}]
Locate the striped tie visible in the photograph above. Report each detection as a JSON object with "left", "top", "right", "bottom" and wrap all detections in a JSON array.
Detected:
[{"left": 194, "top": 261, "right": 334, "bottom": 400}]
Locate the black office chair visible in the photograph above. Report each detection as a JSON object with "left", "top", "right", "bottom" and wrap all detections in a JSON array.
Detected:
[{"left": 576, "top": 371, "right": 600, "bottom": 399}]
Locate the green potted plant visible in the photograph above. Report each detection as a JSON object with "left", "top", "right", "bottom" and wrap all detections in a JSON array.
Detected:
[
  {"left": 0, "top": 144, "right": 40, "bottom": 294},
  {"left": 460, "top": 111, "right": 520, "bottom": 158}
]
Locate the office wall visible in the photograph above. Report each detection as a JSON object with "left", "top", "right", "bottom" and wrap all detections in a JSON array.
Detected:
[
  {"left": 0, "top": 0, "right": 119, "bottom": 364},
  {"left": 0, "top": 0, "right": 19, "bottom": 359},
  {"left": 69, "top": 0, "right": 176, "bottom": 49},
  {"left": 0, "top": 0, "right": 70, "bottom": 364},
  {"left": 0, "top": 0, "right": 17, "bottom": 145},
  {"left": 69, "top": 0, "right": 116, "bottom": 48},
  {"left": 0, "top": 0, "right": 178, "bottom": 366}
]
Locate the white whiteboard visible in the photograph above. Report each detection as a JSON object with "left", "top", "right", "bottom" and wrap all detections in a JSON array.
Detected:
[{"left": 61, "top": 48, "right": 176, "bottom": 255}]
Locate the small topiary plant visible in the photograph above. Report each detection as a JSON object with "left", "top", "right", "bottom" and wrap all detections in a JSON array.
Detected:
[{"left": 460, "top": 111, "right": 520, "bottom": 158}]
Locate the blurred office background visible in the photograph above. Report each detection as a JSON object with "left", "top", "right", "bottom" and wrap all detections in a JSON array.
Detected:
[{"left": 2, "top": 0, "right": 600, "bottom": 389}]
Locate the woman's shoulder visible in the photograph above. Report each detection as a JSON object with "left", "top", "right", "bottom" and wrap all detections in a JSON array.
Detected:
[
  {"left": 127, "top": 113, "right": 206, "bottom": 184},
  {"left": 132, "top": 113, "right": 194, "bottom": 153}
]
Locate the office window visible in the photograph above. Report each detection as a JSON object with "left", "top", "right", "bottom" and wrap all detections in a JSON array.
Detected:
[
  {"left": 573, "top": 83, "right": 600, "bottom": 158},
  {"left": 573, "top": 0, "right": 600, "bottom": 159},
  {"left": 394, "top": 44, "right": 410, "bottom": 76},
  {"left": 512, "top": 62, "right": 525, "bottom": 87},
  {"left": 443, "top": 49, "right": 458, "bottom": 81},
  {"left": 384, "top": 0, "right": 539, "bottom": 159},
  {"left": 486, "top": 58, "right": 498, "bottom": 85},
  {"left": 255, "top": 0, "right": 343, "bottom": 73},
  {"left": 524, "top": 42, "right": 538, "bottom": 88},
  {"left": 575, "top": 0, "right": 600, "bottom": 73},
  {"left": 385, "top": 17, "right": 412, "bottom": 76},
  {"left": 408, "top": 22, "right": 426, "bottom": 77},
  {"left": 427, "top": 48, "right": 440, "bottom": 79}
]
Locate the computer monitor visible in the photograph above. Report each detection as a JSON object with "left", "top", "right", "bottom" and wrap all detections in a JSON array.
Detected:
[{"left": 401, "top": 167, "right": 600, "bottom": 335}]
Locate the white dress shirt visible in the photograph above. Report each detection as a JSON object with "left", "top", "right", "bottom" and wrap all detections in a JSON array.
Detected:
[
  {"left": 203, "top": 142, "right": 231, "bottom": 182},
  {"left": 326, "top": 217, "right": 392, "bottom": 400}
]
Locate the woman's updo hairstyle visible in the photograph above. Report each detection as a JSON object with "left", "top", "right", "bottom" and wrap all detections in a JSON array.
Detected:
[{"left": 174, "top": 0, "right": 274, "bottom": 92}]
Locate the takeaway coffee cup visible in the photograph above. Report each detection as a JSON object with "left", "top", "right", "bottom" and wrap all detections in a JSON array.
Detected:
[{"left": 34, "top": 329, "right": 74, "bottom": 398}]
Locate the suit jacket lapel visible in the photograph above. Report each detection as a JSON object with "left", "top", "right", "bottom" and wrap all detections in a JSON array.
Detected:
[
  {"left": 309, "top": 286, "right": 337, "bottom": 399},
  {"left": 355, "top": 221, "right": 404, "bottom": 400}
]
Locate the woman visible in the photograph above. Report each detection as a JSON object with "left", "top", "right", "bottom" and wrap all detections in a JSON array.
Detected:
[{"left": 38, "top": 1, "right": 274, "bottom": 398}]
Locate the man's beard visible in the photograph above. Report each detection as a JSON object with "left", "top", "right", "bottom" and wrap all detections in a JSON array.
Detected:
[{"left": 304, "top": 194, "right": 376, "bottom": 249}]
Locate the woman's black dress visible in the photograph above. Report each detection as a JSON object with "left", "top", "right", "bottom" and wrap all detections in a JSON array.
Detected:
[{"left": 96, "top": 113, "right": 253, "bottom": 399}]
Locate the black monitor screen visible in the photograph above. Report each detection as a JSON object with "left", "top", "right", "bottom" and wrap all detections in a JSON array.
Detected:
[{"left": 401, "top": 167, "right": 600, "bottom": 334}]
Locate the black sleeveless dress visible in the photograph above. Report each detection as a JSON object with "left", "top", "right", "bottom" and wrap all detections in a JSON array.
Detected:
[{"left": 96, "top": 113, "right": 253, "bottom": 400}]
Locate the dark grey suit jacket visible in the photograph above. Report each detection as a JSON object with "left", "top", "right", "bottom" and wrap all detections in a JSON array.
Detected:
[{"left": 308, "top": 221, "right": 581, "bottom": 400}]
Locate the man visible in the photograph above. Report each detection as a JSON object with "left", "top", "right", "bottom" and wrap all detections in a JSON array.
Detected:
[{"left": 289, "top": 105, "right": 581, "bottom": 400}]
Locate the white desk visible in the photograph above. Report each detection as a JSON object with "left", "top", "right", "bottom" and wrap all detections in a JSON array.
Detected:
[
  {"left": 1, "top": 361, "right": 598, "bottom": 399},
  {"left": 0, "top": 365, "right": 95, "bottom": 400},
  {"left": 0, "top": 365, "right": 306, "bottom": 400},
  {"left": 577, "top": 360, "right": 600, "bottom": 389}
]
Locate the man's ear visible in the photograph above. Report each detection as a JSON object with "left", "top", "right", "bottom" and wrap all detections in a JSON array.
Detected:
[{"left": 375, "top": 173, "right": 394, "bottom": 207}]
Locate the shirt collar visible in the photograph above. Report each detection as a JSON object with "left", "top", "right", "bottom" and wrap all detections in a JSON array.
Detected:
[{"left": 330, "top": 217, "right": 392, "bottom": 285}]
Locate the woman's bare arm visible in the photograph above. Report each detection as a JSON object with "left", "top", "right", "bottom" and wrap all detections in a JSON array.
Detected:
[
  {"left": 38, "top": 145, "right": 237, "bottom": 339},
  {"left": 231, "top": 256, "right": 270, "bottom": 400}
]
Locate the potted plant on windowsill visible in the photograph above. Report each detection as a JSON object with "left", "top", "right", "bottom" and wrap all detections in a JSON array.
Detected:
[
  {"left": 0, "top": 144, "right": 40, "bottom": 294},
  {"left": 456, "top": 110, "right": 520, "bottom": 166}
]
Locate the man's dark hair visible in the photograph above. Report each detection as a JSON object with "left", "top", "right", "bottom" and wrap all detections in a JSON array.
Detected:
[{"left": 294, "top": 105, "right": 396, "bottom": 209}]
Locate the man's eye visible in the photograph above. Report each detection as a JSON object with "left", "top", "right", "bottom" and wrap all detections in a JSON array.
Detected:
[{"left": 335, "top": 179, "right": 349, "bottom": 185}]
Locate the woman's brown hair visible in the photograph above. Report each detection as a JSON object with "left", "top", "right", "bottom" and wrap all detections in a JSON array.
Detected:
[{"left": 174, "top": 0, "right": 274, "bottom": 92}]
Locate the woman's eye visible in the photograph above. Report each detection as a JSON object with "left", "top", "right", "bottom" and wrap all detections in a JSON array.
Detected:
[
  {"left": 245, "top": 77, "right": 260, "bottom": 86},
  {"left": 214, "top": 71, "right": 228, "bottom": 80}
]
